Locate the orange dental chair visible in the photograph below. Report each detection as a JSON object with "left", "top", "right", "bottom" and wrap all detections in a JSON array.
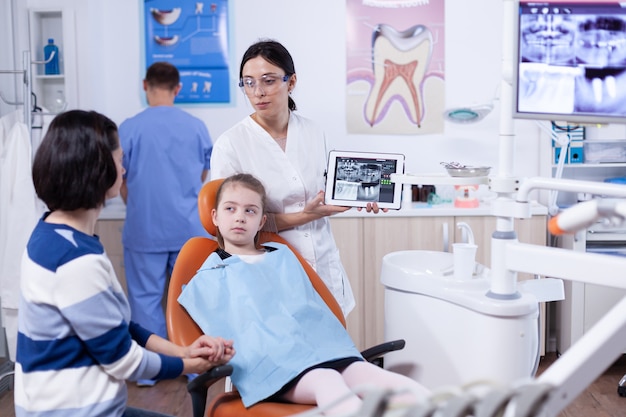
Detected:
[{"left": 165, "top": 179, "right": 406, "bottom": 417}]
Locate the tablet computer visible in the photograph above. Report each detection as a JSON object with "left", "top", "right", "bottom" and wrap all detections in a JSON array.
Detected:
[{"left": 324, "top": 150, "right": 405, "bottom": 210}]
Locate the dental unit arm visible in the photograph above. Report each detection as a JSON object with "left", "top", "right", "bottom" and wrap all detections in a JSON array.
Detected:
[
  {"left": 387, "top": 119, "right": 626, "bottom": 416},
  {"left": 548, "top": 198, "right": 626, "bottom": 236},
  {"left": 321, "top": 188, "right": 626, "bottom": 417},
  {"left": 343, "top": 0, "right": 626, "bottom": 413}
]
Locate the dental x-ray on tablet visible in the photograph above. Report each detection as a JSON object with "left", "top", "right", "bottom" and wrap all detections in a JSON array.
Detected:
[{"left": 324, "top": 150, "right": 404, "bottom": 210}]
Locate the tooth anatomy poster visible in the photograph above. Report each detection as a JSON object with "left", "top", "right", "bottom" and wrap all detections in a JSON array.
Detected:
[
  {"left": 144, "top": 0, "right": 231, "bottom": 104},
  {"left": 346, "top": 0, "right": 445, "bottom": 134}
]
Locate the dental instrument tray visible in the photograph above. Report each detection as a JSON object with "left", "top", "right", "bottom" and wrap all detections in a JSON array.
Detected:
[{"left": 440, "top": 162, "right": 491, "bottom": 178}]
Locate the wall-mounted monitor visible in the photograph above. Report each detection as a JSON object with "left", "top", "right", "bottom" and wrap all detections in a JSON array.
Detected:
[{"left": 513, "top": 1, "right": 626, "bottom": 125}]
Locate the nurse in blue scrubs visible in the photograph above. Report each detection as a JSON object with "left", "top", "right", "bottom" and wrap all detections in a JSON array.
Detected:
[{"left": 119, "top": 62, "right": 213, "bottom": 385}]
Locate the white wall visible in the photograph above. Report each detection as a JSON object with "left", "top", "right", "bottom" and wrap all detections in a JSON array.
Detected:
[
  {"left": 11, "top": 0, "right": 626, "bottom": 195},
  {"left": 0, "top": 0, "right": 23, "bottom": 117},
  {"left": 73, "top": 0, "right": 545, "bottom": 182}
]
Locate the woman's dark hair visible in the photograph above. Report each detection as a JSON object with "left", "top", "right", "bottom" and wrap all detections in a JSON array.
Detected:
[
  {"left": 239, "top": 39, "right": 297, "bottom": 111},
  {"left": 32, "top": 110, "right": 119, "bottom": 211},
  {"left": 145, "top": 61, "right": 180, "bottom": 91},
  {"left": 214, "top": 173, "right": 268, "bottom": 249}
]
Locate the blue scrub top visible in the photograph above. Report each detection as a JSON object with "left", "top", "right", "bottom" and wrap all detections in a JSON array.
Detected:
[{"left": 119, "top": 106, "right": 212, "bottom": 252}]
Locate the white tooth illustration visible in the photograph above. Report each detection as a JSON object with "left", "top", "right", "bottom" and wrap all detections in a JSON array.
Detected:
[
  {"left": 592, "top": 77, "right": 603, "bottom": 103},
  {"left": 365, "top": 24, "right": 433, "bottom": 127},
  {"left": 605, "top": 75, "right": 617, "bottom": 98},
  {"left": 150, "top": 8, "right": 182, "bottom": 26},
  {"left": 154, "top": 35, "right": 180, "bottom": 46}
]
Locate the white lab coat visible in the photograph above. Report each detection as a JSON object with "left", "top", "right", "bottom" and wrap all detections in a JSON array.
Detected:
[
  {"left": 210, "top": 112, "right": 355, "bottom": 316},
  {"left": 0, "top": 110, "right": 43, "bottom": 361}
]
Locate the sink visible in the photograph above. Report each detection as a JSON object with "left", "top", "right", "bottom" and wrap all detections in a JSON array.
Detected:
[
  {"left": 381, "top": 249, "right": 540, "bottom": 389},
  {"left": 381, "top": 250, "right": 490, "bottom": 294}
]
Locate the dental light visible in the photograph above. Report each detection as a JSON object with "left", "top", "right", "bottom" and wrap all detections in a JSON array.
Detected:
[
  {"left": 444, "top": 84, "right": 499, "bottom": 124},
  {"left": 443, "top": 103, "right": 494, "bottom": 124}
]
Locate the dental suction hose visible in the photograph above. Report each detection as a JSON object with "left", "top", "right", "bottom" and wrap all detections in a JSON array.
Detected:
[{"left": 548, "top": 199, "right": 626, "bottom": 235}]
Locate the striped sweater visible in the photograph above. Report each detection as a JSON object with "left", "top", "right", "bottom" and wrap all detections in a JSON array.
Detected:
[{"left": 14, "top": 216, "right": 183, "bottom": 416}]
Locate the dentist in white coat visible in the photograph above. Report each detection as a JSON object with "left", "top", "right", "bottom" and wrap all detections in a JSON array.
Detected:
[{"left": 211, "top": 40, "right": 383, "bottom": 317}]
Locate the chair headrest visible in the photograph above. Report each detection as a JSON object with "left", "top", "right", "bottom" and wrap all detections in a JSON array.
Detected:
[{"left": 198, "top": 178, "right": 224, "bottom": 237}]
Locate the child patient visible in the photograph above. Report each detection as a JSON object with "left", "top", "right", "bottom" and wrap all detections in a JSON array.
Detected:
[{"left": 178, "top": 173, "right": 429, "bottom": 416}]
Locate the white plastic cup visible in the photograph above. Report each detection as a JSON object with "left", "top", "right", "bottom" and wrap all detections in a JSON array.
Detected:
[{"left": 453, "top": 243, "right": 477, "bottom": 281}]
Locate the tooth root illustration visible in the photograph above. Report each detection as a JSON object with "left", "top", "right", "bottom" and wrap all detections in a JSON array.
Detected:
[
  {"left": 365, "top": 24, "right": 433, "bottom": 127},
  {"left": 369, "top": 59, "right": 420, "bottom": 126}
]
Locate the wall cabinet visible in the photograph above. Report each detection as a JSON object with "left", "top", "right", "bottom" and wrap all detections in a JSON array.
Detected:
[
  {"left": 551, "top": 162, "right": 626, "bottom": 353},
  {"left": 331, "top": 214, "right": 547, "bottom": 352},
  {"left": 28, "top": 7, "right": 77, "bottom": 113},
  {"left": 556, "top": 228, "right": 626, "bottom": 353}
]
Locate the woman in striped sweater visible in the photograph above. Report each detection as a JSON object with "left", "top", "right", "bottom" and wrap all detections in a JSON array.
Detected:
[{"left": 14, "top": 110, "right": 234, "bottom": 417}]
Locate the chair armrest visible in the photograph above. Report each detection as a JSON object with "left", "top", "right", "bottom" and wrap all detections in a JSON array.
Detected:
[
  {"left": 361, "top": 339, "right": 406, "bottom": 365},
  {"left": 187, "top": 364, "right": 234, "bottom": 417},
  {"left": 0, "top": 370, "right": 14, "bottom": 385}
]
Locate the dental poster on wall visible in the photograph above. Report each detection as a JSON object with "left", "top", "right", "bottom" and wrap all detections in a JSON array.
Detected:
[
  {"left": 346, "top": 0, "right": 445, "bottom": 135},
  {"left": 143, "top": 0, "right": 231, "bottom": 104}
]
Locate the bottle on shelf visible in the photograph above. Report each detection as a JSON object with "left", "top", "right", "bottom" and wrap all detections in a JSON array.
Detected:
[{"left": 44, "top": 38, "right": 60, "bottom": 75}]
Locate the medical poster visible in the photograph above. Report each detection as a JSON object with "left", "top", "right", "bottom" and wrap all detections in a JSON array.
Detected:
[
  {"left": 144, "top": 0, "right": 231, "bottom": 104},
  {"left": 346, "top": 0, "right": 445, "bottom": 135}
]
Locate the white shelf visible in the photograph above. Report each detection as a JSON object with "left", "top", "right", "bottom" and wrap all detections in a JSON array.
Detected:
[
  {"left": 34, "top": 74, "right": 64, "bottom": 80},
  {"left": 552, "top": 163, "right": 626, "bottom": 169}
]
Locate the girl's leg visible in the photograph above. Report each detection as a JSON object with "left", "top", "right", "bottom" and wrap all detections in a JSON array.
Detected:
[
  {"left": 340, "top": 361, "right": 430, "bottom": 405},
  {"left": 281, "top": 368, "right": 362, "bottom": 416}
]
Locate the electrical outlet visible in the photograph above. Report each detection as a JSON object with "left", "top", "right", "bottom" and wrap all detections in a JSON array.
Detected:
[{"left": 569, "top": 145, "right": 584, "bottom": 164}]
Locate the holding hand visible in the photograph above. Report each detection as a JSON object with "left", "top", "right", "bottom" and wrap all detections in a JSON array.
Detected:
[
  {"left": 186, "top": 335, "right": 235, "bottom": 363},
  {"left": 182, "top": 336, "right": 235, "bottom": 375},
  {"left": 303, "top": 191, "right": 350, "bottom": 219},
  {"left": 357, "top": 202, "right": 388, "bottom": 214}
]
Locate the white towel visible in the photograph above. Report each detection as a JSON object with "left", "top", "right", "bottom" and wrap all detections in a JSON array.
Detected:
[{"left": 0, "top": 111, "right": 44, "bottom": 361}]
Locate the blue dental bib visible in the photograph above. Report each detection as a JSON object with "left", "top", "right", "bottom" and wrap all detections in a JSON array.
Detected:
[{"left": 178, "top": 242, "right": 361, "bottom": 407}]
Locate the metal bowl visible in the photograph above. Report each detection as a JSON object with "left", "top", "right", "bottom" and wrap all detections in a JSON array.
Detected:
[{"left": 446, "top": 166, "right": 491, "bottom": 177}]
